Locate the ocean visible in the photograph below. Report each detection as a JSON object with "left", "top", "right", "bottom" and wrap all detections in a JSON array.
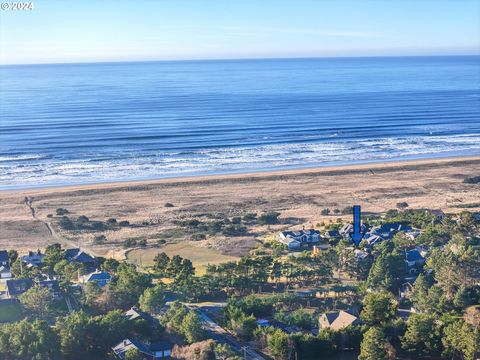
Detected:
[{"left": 0, "top": 56, "right": 479, "bottom": 189}]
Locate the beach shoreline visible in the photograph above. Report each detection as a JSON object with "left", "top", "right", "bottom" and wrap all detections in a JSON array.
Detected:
[{"left": 3, "top": 154, "right": 480, "bottom": 195}]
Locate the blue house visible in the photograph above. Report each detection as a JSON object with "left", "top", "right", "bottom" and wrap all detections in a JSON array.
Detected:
[{"left": 371, "top": 222, "right": 412, "bottom": 241}]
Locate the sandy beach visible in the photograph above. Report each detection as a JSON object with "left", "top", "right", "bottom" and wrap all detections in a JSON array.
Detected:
[{"left": 1, "top": 156, "right": 479, "bottom": 264}]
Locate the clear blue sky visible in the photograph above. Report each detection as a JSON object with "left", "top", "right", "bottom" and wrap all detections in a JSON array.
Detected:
[{"left": 1, "top": 0, "right": 479, "bottom": 64}]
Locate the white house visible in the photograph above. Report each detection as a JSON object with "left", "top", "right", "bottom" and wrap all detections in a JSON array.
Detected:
[{"left": 278, "top": 229, "right": 321, "bottom": 250}]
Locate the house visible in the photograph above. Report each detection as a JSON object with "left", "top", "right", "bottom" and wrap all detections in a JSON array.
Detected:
[
  {"left": 125, "top": 306, "right": 158, "bottom": 328},
  {"left": 37, "top": 280, "right": 61, "bottom": 299},
  {"left": 112, "top": 339, "right": 153, "bottom": 360},
  {"left": 22, "top": 250, "right": 44, "bottom": 268},
  {"left": 79, "top": 271, "right": 111, "bottom": 287},
  {"left": 64, "top": 248, "right": 96, "bottom": 270},
  {"left": 354, "top": 249, "right": 369, "bottom": 260},
  {"left": 405, "top": 249, "right": 425, "bottom": 274},
  {"left": 405, "top": 229, "right": 421, "bottom": 241},
  {"left": 339, "top": 224, "right": 353, "bottom": 238},
  {"left": 339, "top": 223, "right": 370, "bottom": 239},
  {"left": 0, "top": 265, "right": 12, "bottom": 279},
  {"left": 371, "top": 222, "right": 412, "bottom": 241},
  {"left": 364, "top": 234, "right": 383, "bottom": 246},
  {"left": 0, "top": 251, "right": 9, "bottom": 267},
  {"left": 281, "top": 238, "right": 301, "bottom": 250},
  {"left": 112, "top": 338, "right": 171, "bottom": 359},
  {"left": 278, "top": 229, "right": 321, "bottom": 250},
  {"left": 325, "top": 229, "right": 341, "bottom": 240},
  {"left": 318, "top": 310, "right": 359, "bottom": 331},
  {"left": 399, "top": 278, "right": 416, "bottom": 299},
  {"left": 6, "top": 278, "right": 33, "bottom": 297},
  {"left": 150, "top": 341, "right": 173, "bottom": 359}
]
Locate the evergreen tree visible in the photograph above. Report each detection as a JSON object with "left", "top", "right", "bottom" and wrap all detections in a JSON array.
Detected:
[
  {"left": 361, "top": 291, "right": 397, "bottom": 326},
  {"left": 0, "top": 319, "right": 60, "bottom": 360},
  {"left": 181, "top": 311, "right": 206, "bottom": 343},
  {"left": 401, "top": 313, "right": 442, "bottom": 357},
  {"left": 153, "top": 252, "right": 170, "bottom": 275},
  {"left": 19, "top": 285, "right": 53, "bottom": 319},
  {"left": 139, "top": 284, "right": 165, "bottom": 314},
  {"left": 359, "top": 327, "right": 393, "bottom": 360}
]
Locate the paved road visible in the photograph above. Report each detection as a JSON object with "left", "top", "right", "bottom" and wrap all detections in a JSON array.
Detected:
[{"left": 186, "top": 304, "right": 266, "bottom": 360}]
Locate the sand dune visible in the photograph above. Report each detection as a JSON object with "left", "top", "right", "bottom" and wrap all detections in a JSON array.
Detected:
[{"left": 1, "top": 156, "right": 479, "bottom": 257}]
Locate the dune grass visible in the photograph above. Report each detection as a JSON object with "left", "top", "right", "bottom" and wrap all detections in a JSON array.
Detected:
[{"left": 127, "top": 242, "right": 239, "bottom": 276}]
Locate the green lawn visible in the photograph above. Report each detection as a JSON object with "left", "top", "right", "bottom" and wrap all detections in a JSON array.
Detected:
[{"left": 0, "top": 302, "right": 23, "bottom": 323}]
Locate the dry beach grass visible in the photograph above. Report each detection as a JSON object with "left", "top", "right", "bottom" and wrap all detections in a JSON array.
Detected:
[{"left": 0, "top": 156, "right": 479, "bottom": 270}]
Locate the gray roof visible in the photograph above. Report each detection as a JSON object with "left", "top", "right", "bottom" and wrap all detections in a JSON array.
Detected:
[
  {"left": 6, "top": 278, "right": 33, "bottom": 296},
  {"left": 125, "top": 306, "right": 156, "bottom": 326},
  {"left": 112, "top": 338, "right": 152, "bottom": 359},
  {"left": 64, "top": 248, "right": 96, "bottom": 264},
  {"left": 319, "top": 310, "right": 359, "bottom": 330}
]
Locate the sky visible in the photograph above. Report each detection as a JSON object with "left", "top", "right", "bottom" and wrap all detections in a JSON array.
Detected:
[{"left": 0, "top": 0, "right": 479, "bottom": 64}]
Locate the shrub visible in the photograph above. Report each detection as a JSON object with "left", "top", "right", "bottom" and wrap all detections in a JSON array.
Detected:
[
  {"left": 231, "top": 216, "right": 242, "bottom": 224},
  {"left": 258, "top": 212, "right": 280, "bottom": 225},
  {"left": 396, "top": 202, "right": 409, "bottom": 209},
  {"left": 321, "top": 208, "right": 331, "bottom": 215},
  {"left": 78, "top": 215, "right": 89, "bottom": 223},
  {"left": 191, "top": 234, "right": 206, "bottom": 241},
  {"left": 137, "top": 239, "right": 147, "bottom": 247},
  {"left": 222, "top": 225, "right": 247, "bottom": 236},
  {"left": 93, "top": 235, "right": 107, "bottom": 244},
  {"left": 123, "top": 239, "right": 137, "bottom": 248},
  {"left": 56, "top": 208, "right": 69, "bottom": 216},
  {"left": 106, "top": 218, "right": 117, "bottom": 225},
  {"left": 463, "top": 176, "right": 480, "bottom": 184},
  {"left": 342, "top": 206, "right": 353, "bottom": 215},
  {"left": 207, "top": 221, "right": 224, "bottom": 234},
  {"left": 164, "top": 203, "right": 175, "bottom": 207},
  {"left": 119, "top": 220, "right": 130, "bottom": 227},
  {"left": 243, "top": 213, "right": 257, "bottom": 221},
  {"left": 59, "top": 216, "right": 74, "bottom": 230}
]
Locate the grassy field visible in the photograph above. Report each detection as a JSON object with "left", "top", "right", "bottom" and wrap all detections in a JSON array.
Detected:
[
  {"left": 127, "top": 243, "right": 239, "bottom": 275},
  {"left": 0, "top": 302, "right": 23, "bottom": 323}
]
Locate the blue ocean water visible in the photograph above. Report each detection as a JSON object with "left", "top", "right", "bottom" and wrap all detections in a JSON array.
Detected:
[{"left": 0, "top": 56, "right": 479, "bottom": 189}]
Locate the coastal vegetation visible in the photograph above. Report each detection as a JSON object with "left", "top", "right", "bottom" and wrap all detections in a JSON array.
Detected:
[{"left": 1, "top": 205, "right": 479, "bottom": 359}]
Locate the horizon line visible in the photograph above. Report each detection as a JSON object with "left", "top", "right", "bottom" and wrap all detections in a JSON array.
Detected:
[{"left": 1, "top": 52, "right": 478, "bottom": 67}]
